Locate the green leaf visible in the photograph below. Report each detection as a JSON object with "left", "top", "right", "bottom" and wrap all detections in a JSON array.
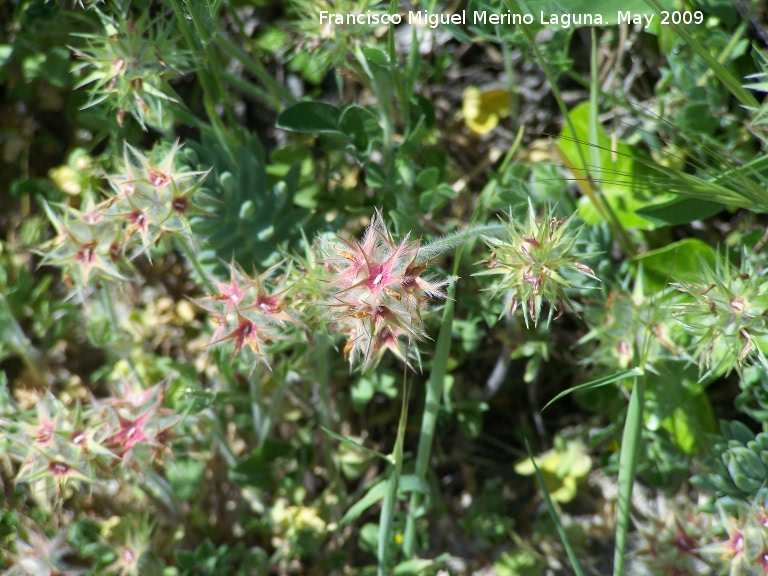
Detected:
[
  {"left": 397, "top": 474, "right": 429, "bottom": 496},
  {"left": 523, "top": 438, "right": 585, "bottom": 576},
  {"left": 636, "top": 196, "right": 724, "bottom": 227},
  {"left": 629, "top": 238, "right": 717, "bottom": 291},
  {"left": 395, "top": 554, "right": 450, "bottom": 575},
  {"left": 723, "top": 420, "right": 756, "bottom": 445},
  {"left": 415, "top": 167, "right": 440, "bottom": 191},
  {"left": 645, "top": 359, "right": 717, "bottom": 453},
  {"left": 21, "top": 52, "right": 46, "bottom": 82},
  {"left": 277, "top": 102, "right": 342, "bottom": 133},
  {"left": 339, "top": 480, "right": 387, "bottom": 526},
  {"left": 542, "top": 369, "right": 642, "bottom": 411},
  {"left": 559, "top": 102, "right": 674, "bottom": 229},
  {"left": 230, "top": 439, "right": 292, "bottom": 489},
  {"left": 358, "top": 523, "right": 380, "bottom": 554},
  {"left": 418, "top": 182, "right": 457, "bottom": 213},
  {"left": 352, "top": 372, "right": 398, "bottom": 410},
  {"left": 321, "top": 426, "right": 390, "bottom": 462},
  {"left": 175, "top": 550, "right": 196, "bottom": 569},
  {"left": 351, "top": 376, "right": 375, "bottom": 409},
  {"left": 167, "top": 458, "right": 206, "bottom": 500},
  {"left": 644, "top": 0, "right": 758, "bottom": 109},
  {"left": 614, "top": 376, "right": 643, "bottom": 576},
  {"left": 339, "top": 105, "right": 383, "bottom": 162},
  {"left": 366, "top": 162, "right": 390, "bottom": 188},
  {"left": 362, "top": 46, "right": 390, "bottom": 69}
]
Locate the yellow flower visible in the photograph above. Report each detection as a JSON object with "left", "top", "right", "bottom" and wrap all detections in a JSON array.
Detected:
[{"left": 462, "top": 86, "right": 510, "bottom": 135}]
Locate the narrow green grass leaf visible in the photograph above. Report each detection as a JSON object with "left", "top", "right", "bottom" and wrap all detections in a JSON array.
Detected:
[
  {"left": 613, "top": 376, "right": 644, "bottom": 576},
  {"left": 377, "top": 367, "right": 409, "bottom": 575},
  {"left": 320, "top": 426, "right": 389, "bottom": 462},
  {"left": 378, "top": 468, "right": 399, "bottom": 576},
  {"left": 214, "top": 34, "right": 296, "bottom": 106},
  {"left": 588, "top": 27, "right": 600, "bottom": 200},
  {"left": 637, "top": 159, "right": 767, "bottom": 209},
  {"left": 542, "top": 369, "right": 642, "bottom": 411},
  {"left": 339, "top": 480, "right": 387, "bottom": 526},
  {"left": 524, "top": 438, "right": 585, "bottom": 576}
]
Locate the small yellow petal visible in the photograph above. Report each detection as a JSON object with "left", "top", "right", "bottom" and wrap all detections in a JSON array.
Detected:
[
  {"left": 462, "top": 86, "right": 483, "bottom": 120},
  {"left": 462, "top": 86, "right": 510, "bottom": 135},
  {"left": 466, "top": 112, "right": 499, "bottom": 135},
  {"left": 480, "top": 88, "right": 511, "bottom": 116}
]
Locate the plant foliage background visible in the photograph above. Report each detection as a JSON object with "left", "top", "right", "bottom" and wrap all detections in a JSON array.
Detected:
[{"left": 2, "top": 0, "right": 768, "bottom": 574}]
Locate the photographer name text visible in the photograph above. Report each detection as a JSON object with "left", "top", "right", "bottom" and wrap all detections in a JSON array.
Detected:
[{"left": 319, "top": 9, "right": 704, "bottom": 30}]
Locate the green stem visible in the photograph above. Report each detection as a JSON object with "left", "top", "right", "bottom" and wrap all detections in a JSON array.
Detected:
[
  {"left": 214, "top": 34, "right": 297, "bottom": 107},
  {"left": 168, "top": 0, "right": 235, "bottom": 154},
  {"left": 249, "top": 374, "right": 264, "bottom": 442},
  {"left": 212, "top": 415, "right": 238, "bottom": 469},
  {"left": 614, "top": 375, "right": 644, "bottom": 575},
  {"left": 354, "top": 44, "right": 395, "bottom": 171},
  {"left": 402, "top": 269, "right": 458, "bottom": 557},
  {"left": 258, "top": 364, "right": 297, "bottom": 447},
  {"left": 221, "top": 70, "right": 278, "bottom": 110},
  {"left": 378, "top": 462, "right": 399, "bottom": 576},
  {"left": 175, "top": 236, "right": 215, "bottom": 293},
  {"left": 315, "top": 335, "right": 337, "bottom": 484},
  {"left": 378, "top": 370, "right": 409, "bottom": 574},
  {"left": 100, "top": 282, "right": 119, "bottom": 329}
]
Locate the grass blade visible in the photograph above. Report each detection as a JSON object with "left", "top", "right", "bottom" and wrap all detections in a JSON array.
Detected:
[
  {"left": 613, "top": 375, "right": 644, "bottom": 576},
  {"left": 524, "top": 438, "right": 585, "bottom": 576},
  {"left": 378, "top": 372, "right": 409, "bottom": 576},
  {"left": 339, "top": 480, "right": 387, "bottom": 526},
  {"left": 321, "top": 426, "right": 389, "bottom": 462},
  {"left": 542, "top": 368, "right": 643, "bottom": 411}
]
